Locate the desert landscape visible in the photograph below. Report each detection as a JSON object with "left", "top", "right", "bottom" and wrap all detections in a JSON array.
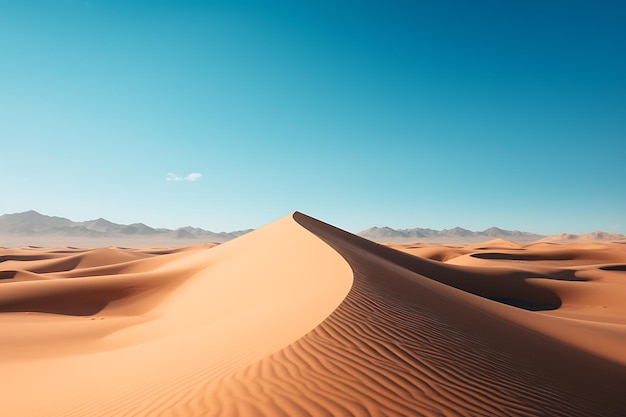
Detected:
[
  {"left": 4, "top": 1, "right": 624, "bottom": 415},
  {"left": 1, "top": 212, "right": 625, "bottom": 416}
]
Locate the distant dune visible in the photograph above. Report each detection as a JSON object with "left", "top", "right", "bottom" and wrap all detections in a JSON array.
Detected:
[
  {"left": 539, "top": 231, "right": 626, "bottom": 243},
  {"left": 1, "top": 213, "right": 625, "bottom": 416}
]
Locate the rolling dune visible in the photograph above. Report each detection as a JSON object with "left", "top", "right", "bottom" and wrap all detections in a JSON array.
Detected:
[
  {"left": 1, "top": 213, "right": 624, "bottom": 416},
  {"left": 0, "top": 215, "right": 352, "bottom": 416}
]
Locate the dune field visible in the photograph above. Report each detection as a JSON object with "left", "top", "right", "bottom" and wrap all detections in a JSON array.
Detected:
[{"left": 1, "top": 212, "right": 625, "bottom": 416}]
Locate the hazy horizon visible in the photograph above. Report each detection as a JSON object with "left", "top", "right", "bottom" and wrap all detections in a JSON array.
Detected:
[
  {"left": 2, "top": 1, "right": 624, "bottom": 234},
  {"left": 1, "top": 209, "right": 623, "bottom": 237}
]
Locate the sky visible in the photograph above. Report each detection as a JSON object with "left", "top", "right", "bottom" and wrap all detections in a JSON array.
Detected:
[{"left": 1, "top": 0, "right": 625, "bottom": 234}]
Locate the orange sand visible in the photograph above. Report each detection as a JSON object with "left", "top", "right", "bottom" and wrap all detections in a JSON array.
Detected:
[{"left": 1, "top": 213, "right": 625, "bottom": 416}]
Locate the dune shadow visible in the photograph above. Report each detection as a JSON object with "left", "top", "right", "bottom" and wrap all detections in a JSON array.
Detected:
[
  {"left": 0, "top": 255, "right": 83, "bottom": 275},
  {"left": 600, "top": 265, "right": 626, "bottom": 271},
  {"left": 471, "top": 252, "right": 572, "bottom": 261},
  {"left": 30, "top": 257, "right": 83, "bottom": 274},
  {"left": 0, "top": 298, "right": 109, "bottom": 316},
  {"left": 473, "top": 246, "right": 525, "bottom": 251},
  {"left": 0, "top": 255, "right": 53, "bottom": 262},
  {"left": 488, "top": 297, "right": 561, "bottom": 311},
  {"left": 532, "top": 269, "right": 588, "bottom": 282},
  {"left": 0, "top": 270, "right": 17, "bottom": 280}
]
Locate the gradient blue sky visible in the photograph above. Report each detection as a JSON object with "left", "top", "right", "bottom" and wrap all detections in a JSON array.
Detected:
[{"left": 1, "top": 0, "right": 625, "bottom": 233}]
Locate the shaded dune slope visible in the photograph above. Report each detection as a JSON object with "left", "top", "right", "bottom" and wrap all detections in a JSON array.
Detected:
[{"left": 193, "top": 212, "right": 626, "bottom": 417}]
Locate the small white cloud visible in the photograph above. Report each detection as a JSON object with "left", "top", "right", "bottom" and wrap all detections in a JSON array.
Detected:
[
  {"left": 166, "top": 172, "right": 202, "bottom": 182},
  {"left": 185, "top": 173, "right": 202, "bottom": 181}
]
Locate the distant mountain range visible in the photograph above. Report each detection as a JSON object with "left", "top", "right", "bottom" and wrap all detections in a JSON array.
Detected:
[
  {"left": 1, "top": 211, "right": 624, "bottom": 246},
  {"left": 0, "top": 211, "right": 251, "bottom": 243},
  {"left": 357, "top": 225, "right": 626, "bottom": 244},
  {"left": 357, "top": 226, "right": 544, "bottom": 243}
]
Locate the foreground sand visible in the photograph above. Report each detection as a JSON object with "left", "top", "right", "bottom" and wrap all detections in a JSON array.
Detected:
[{"left": 1, "top": 213, "right": 625, "bottom": 416}]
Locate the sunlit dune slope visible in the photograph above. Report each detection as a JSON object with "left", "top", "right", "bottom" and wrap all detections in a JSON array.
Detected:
[{"left": 0, "top": 215, "right": 352, "bottom": 417}]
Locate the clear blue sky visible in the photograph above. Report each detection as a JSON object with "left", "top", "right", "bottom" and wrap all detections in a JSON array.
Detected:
[{"left": 1, "top": 0, "right": 625, "bottom": 234}]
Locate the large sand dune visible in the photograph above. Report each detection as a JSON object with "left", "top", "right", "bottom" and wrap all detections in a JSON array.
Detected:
[{"left": 1, "top": 213, "right": 625, "bottom": 416}]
